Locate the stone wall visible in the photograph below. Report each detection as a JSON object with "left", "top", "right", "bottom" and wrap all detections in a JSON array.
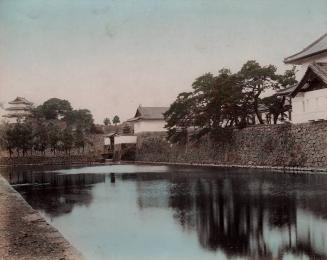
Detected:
[
  {"left": 0, "top": 155, "right": 99, "bottom": 166},
  {"left": 136, "top": 122, "right": 327, "bottom": 168}
]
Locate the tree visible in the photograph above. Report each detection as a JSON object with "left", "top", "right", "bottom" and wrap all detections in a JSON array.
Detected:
[
  {"left": 113, "top": 115, "right": 120, "bottom": 126},
  {"left": 4, "top": 126, "right": 16, "bottom": 157},
  {"left": 0, "top": 122, "right": 13, "bottom": 157},
  {"left": 64, "top": 109, "right": 94, "bottom": 132},
  {"left": 61, "top": 127, "right": 74, "bottom": 155},
  {"left": 33, "top": 122, "right": 49, "bottom": 155},
  {"left": 262, "top": 67, "right": 297, "bottom": 124},
  {"left": 238, "top": 60, "right": 278, "bottom": 124},
  {"left": 103, "top": 118, "right": 111, "bottom": 126},
  {"left": 34, "top": 98, "right": 72, "bottom": 120},
  {"left": 4, "top": 123, "right": 33, "bottom": 157},
  {"left": 165, "top": 69, "right": 248, "bottom": 142},
  {"left": 164, "top": 62, "right": 297, "bottom": 143},
  {"left": 48, "top": 123, "right": 61, "bottom": 155},
  {"left": 74, "top": 127, "right": 86, "bottom": 153}
]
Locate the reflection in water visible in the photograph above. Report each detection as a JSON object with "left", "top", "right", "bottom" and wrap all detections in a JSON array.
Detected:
[
  {"left": 1, "top": 166, "right": 105, "bottom": 217},
  {"left": 1, "top": 166, "right": 327, "bottom": 259},
  {"left": 136, "top": 171, "right": 327, "bottom": 259}
]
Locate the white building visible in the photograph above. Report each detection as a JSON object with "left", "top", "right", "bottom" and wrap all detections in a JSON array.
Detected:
[
  {"left": 127, "top": 106, "right": 169, "bottom": 134},
  {"left": 284, "top": 33, "right": 327, "bottom": 123},
  {"left": 2, "top": 97, "right": 33, "bottom": 123}
]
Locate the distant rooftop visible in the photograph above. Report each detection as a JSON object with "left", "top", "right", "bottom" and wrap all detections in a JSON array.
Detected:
[
  {"left": 275, "top": 85, "right": 297, "bottom": 96},
  {"left": 128, "top": 106, "right": 169, "bottom": 122},
  {"left": 284, "top": 33, "right": 327, "bottom": 65},
  {"left": 8, "top": 97, "right": 33, "bottom": 105}
]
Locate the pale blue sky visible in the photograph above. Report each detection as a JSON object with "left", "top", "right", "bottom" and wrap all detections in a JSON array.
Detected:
[{"left": 0, "top": 0, "right": 326, "bottom": 122}]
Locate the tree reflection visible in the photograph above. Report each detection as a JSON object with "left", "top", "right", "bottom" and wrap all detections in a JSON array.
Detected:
[
  {"left": 165, "top": 172, "right": 327, "bottom": 259},
  {"left": 2, "top": 167, "right": 105, "bottom": 218}
]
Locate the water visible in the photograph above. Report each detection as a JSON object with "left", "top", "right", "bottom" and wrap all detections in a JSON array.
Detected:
[{"left": 2, "top": 164, "right": 327, "bottom": 260}]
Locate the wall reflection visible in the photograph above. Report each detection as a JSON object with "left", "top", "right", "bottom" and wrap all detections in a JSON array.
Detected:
[{"left": 137, "top": 172, "right": 327, "bottom": 259}]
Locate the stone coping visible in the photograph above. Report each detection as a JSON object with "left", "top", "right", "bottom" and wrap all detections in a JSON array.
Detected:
[
  {"left": 125, "top": 161, "right": 327, "bottom": 174},
  {"left": 0, "top": 175, "right": 83, "bottom": 260}
]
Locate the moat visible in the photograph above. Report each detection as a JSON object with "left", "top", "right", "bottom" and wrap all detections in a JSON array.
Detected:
[{"left": 1, "top": 164, "right": 327, "bottom": 260}]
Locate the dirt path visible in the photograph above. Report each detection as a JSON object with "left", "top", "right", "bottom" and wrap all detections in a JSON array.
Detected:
[{"left": 0, "top": 176, "right": 83, "bottom": 260}]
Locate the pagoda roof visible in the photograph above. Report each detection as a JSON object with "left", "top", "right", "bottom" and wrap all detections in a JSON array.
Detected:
[
  {"left": 284, "top": 33, "right": 327, "bottom": 64},
  {"left": 5, "top": 107, "right": 32, "bottom": 111},
  {"left": 8, "top": 97, "right": 33, "bottom": 105}
]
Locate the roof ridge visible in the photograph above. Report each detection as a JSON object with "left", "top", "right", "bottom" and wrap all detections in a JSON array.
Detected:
[{"left": 284, "top": 32, "right": 327, "bottom": 63}]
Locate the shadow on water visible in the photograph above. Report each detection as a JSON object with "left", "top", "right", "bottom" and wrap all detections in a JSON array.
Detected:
[
  {"left": 1, "top": 165, "right": 327, "bottom": 259},
  {"left": 135, "top": 170, "right": 327, "bottom": 259},
  {"left": 1, "top": 166, "right": 105, "bottom": 217}
]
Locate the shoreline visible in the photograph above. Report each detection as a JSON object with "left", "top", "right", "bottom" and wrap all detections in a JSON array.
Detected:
[
  {"left": 126, "top": 160, "right": 327, "bottom": 174},
  {"left": 0, "top": 175, "right": 83, "bottom": 260},
  {"left": 1, "top": 159, "right": 327, "bottom": 174}
]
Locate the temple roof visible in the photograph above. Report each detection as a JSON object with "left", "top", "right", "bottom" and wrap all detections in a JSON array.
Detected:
[
  {"left": 284, "top": 33, "right": 327, "bottom": 64},
  {"left": 275, "top": 85, "right": 297, "bottom": 96},
  {"left": 291, "top": 62, "right": 327, "bottom": 97},
  {"left": 127, "top": 106, "right": 169, "bottom": 122},
  {"left": 8, "top": 97, "right": 33, "bottom": 105}
]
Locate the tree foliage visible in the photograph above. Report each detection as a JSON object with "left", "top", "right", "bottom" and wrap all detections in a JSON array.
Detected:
[
  {"left": 65, "top": 109, "right": 94, "bottom": 132},
  {"left": 103, "top": 118, "right": 111, "bottom": 126},
  {"left": 34, "top": 98, "right": 72, "bottom": 120},
  {"left": 165, "top": 60, "right": 298, "bottom": 142},
  {"left": 113, "top": 115, "right": 120, "bottom": 125}
]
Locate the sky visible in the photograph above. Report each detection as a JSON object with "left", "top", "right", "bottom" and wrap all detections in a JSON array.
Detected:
[{"left": 0, "top": 0, "right": 326, "bottom": 123}]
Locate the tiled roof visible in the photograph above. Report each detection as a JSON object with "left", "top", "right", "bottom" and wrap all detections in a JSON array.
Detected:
[
  {"left": 275, "top": 85, "right": 297, "bottom": 96},
  {"left": 8, "top": 97, "right": 33, "bottom": 105},
  {"left": 127, "top": 106, "right": 169, "bottom": 122},
  {"left": 284, "top": 33, "right": 327, "bottom": 64}
]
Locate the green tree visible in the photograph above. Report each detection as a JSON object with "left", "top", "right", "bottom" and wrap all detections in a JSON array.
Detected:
[
  {"left": 237, "top": 60, "right": 278, "bottom": 124},
  {"left": 0, "top": 122, "right": 13, "bottom": 157},
  {"left": 5, "top": 123, "right": 33, "bottom": 157},
  {"left": 165, "top": 69, "right": 246, "bottom": 142},
  {"left": 74, "top": 127, "right": 86, "bottom": 153},
  {"left": 33, "top": 122, "right": 49, "bottom": 155},
  {"left": 164, "top": 62, "right": 296, "bottom": 143},
  {"left": 64, "top": 109, "right": 94, "bottom": 132},
  {"left": 34, "top": 98, "right": 72, "bottom": 120},
  {"left": 113, "top": 115, "right": 120, "bottom": 126},
  {"left": 103, "top": 118, "right": 111, "bottom": 126},
  {"left": 61, "top": 127, "right": 74, "bottom": 155},
  {"left": 262, "top": 67, "right": 297, "bottom": 124},
  {"left": 48, "top": 123, "right": 61, "bottom": 155}
]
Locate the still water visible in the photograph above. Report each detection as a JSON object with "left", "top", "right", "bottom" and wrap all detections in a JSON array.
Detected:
[{"left": 2, "top": 164, "right": 327, "bottom": 260}]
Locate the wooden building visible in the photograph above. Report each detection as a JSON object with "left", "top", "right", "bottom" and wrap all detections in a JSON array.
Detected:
[
  {"left": 127, "top": 106, "right": 168, "bottom": 134},
  {"left": 284, "top": 33, "right": 327, "bottom": 123}
]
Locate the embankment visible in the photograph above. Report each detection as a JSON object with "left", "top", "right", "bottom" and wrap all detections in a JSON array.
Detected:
[
  {"left": 0, "top": 155, "right": 99, "bottom": 166},
  {"left": 0, "top": 175, "right": 82, "bottom": 259},
  {"left": 136, "top": 122, "right": 327, "bottom": 168}
]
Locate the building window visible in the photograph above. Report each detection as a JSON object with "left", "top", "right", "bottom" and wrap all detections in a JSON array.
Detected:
[{"left": 302, "top": 100, "right": 305, "bottom": 112}]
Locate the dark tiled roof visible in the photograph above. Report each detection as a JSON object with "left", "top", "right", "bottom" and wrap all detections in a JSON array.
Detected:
[
  {"left": 275, "top": 85, "right": 297, "bottom": 96},
  {"left": 127, "top": 106, "right": 169, "bottom": 122},
  {"left": 284, "top": 33, "right": 327, "bottom": 64}
]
